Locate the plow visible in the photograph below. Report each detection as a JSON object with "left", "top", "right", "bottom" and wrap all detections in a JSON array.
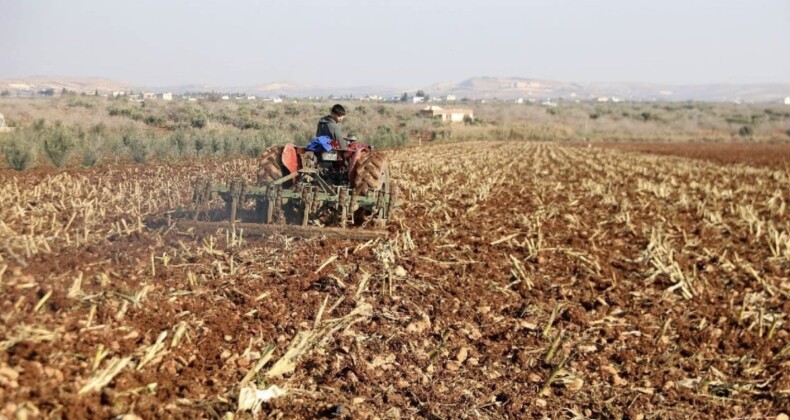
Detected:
[{"left": 184, "top": 139, "right": 397, "bottom": 240}]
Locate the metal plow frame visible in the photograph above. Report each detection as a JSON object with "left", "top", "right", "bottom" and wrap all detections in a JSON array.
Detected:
[{"left": 187, "top": 171, "right": 396, "bottom": 240}]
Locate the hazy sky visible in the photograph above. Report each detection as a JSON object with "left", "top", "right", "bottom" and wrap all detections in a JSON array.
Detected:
[{"left": 1, "top": 0, "right": 789, "bottom": 88}]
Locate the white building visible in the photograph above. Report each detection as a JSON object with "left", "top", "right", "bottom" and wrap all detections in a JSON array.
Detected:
[
  {"left": 157, "top": 92, "right": 173, "bottom": 101},
  {"left": 445, "top": 95, "right": 456, "bottom": 101},
  {"left": 0, "top": 113, "right": 5, "bottom": 128},
  {"left": 515, "top": 98, "right": 524, "bottom": 104},
  {"left": 419, "top": 105, "right": 474, "bottom": 123},
  {"left": 784, "top": 96, "right": 790, "bottom": 105}
]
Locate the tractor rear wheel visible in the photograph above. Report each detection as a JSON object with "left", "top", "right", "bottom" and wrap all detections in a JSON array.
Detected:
[
  {"left": 256, "top": 145, "right": 288, "bottom": 222},
  {"left": 351, "top": 152, "right": 390, "bottom": 196},
  {"left": 256, "top": 145, "right": 287, "bottom": 185},
  {"left": 351, "top": 152, "right": 393, "bottom": 227}
]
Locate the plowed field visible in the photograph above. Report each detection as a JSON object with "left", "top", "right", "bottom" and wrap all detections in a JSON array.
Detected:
[{"left": 1, "top": 142, "right": 789, "bottom": 418}]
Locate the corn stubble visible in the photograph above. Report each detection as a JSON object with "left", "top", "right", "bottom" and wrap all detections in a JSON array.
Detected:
[{"left": 0, "top": 141, "right": 788, "bottom": 418}]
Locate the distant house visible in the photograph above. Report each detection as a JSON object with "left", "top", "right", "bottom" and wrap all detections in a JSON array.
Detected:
[
  {"left": 420, "top": 105, "right": 474, "bottom": 123},
  {"left": 0, "top": 113, "right": 5, "bottom": 127},
  {"left": 515, "top": 98, "right": 524, "bottom": 104},
  {"left": 412, "top": 96, "right": 425, "bottom": 104},
  {"left": 445, "top": 95, "right": 457, "bottom": 102},
  {"left": 112, "top": 91, "right": 126, "bottom": 97},
  {"left": 785, "top": 97, "right": 790, "bottom": 105},
  {"left": 142, "top": 92, "right": 156, "bottom": 100},
  {"left": 157, "top": 92, "right": 173, "bottom": 101}
]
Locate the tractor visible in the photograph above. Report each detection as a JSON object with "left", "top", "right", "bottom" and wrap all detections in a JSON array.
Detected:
[{"left": 191, "top": 137, "right": 397, "bottom": 239}]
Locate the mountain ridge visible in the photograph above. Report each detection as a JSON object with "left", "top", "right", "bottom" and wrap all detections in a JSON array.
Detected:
[{"left": 2, "top": 76, "right": 789, "bottom": 102}]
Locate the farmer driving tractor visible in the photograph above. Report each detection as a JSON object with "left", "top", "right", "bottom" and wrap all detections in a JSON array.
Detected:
[{"left": 316, "top": 104, "right": 347, "bottom": 149}]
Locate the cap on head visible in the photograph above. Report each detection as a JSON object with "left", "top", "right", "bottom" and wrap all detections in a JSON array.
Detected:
[
  {"left": 331, "top": 104, "right": 346, "bottom": 116},
  {"left": 345, "top": 132, "right": 358, "bottom": 142}
]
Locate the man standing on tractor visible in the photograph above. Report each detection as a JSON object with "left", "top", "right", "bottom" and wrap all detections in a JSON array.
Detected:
[
  {"left": 316, "top": 104, "right": 347, "bottom": 149},
  {"left": 345, "top": 132, "right": 367, "bottom": 151}
]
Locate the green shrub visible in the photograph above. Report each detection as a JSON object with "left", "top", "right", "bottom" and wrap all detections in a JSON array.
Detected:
[
  {"left": 191, "top": 111, "right": 208, "bottom": 129},
  {"left": 170, "top": 130, "right": 189, "bottom": 156},
  {"left": 150, "top": 132, "right": 174, "bottom": 162},
  {"left": 193, "top": 134, "right": 206, "bottom": 155},
  {"left": 259, "top": 127, "right": 288, "bottom": 146},
  {"left": 144, "top": 114, "right": 166, "bottom": 127},
  {"left": 367, "top": 125, "right": 408, "bottom": 148},
  {"left": 284, "top": 105, "right": 300, "bottom": 117},
  {"left": 43, "top": 124, "right": 76, "bottom": 167},
  {"left": 726, "top": 114, "right": 751, "bottom": 125},
  {"left": 738, "top": 125, "right": 753, "bottom": 137},
  {"left": 210, "top": 135, "right": 221, "bottom": 155},
  {"left": 67, "top": 99, "right": 95, "bottom": 109},
  {"left": 79, "top": 132, "right": 101, "bottom": 167},
  {"left": 122, "top": 129, "right": 150, "bottom": 163},
  {"left": 240, "top": 131, "right": 265, "bottom": 158},
  {"left": 786, "top": 128, "right": 790, "bottom": 137},
  {"left": 130, "top": 140, "right": 150, "bottom": 163},
  {"left": 80, "top": 146, "right": 100, "bottom": 167},
  {"left": 222, "top": 134, "right": 236, "bottom": 157},
  {"left": 3, "top": 131, "right": 37, "bottom": 170},
  {"left": 235, "top": 118, "right": 262, "bottom": 130}
]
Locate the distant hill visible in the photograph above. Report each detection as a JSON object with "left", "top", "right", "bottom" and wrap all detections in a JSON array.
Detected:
[
  {"left": 2, "top": 76, "right": 789, "bottom": 103},
  {"left": 0, "top": 76, "right": 131, "bottom": 94},
  {"left": 425, "top": 77, "right": 790, "bottom": 102},
  {"left": 250, "top": 82, "right": 400, "bottom": 98},
  {"left": 424, "top": 77, "right": 583, "bottom": 100}
]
